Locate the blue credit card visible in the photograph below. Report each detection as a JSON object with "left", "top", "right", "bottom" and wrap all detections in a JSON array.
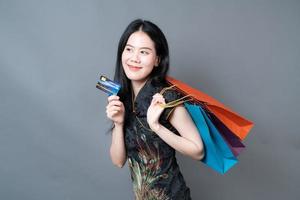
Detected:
[{"left": 96, "top": 75, "right": 121, "bottom": 96}]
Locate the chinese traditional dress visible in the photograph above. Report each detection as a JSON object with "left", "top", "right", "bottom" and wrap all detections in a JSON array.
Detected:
[{"left": 124, "top": 78, "right": 192, "bottom": 200}]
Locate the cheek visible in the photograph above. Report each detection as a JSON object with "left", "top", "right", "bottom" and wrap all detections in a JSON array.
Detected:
[
  {"left": 142, "top": 56, "right": 156, "bottom": 66},
  {"left": 121, "top": 52, "right": 128, "bottom": 65}
]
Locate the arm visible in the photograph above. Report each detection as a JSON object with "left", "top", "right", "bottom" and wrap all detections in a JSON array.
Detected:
[
  {"left": 106, "top": 95, "right": 127, "bottom": 168},
  {"left": 110, "top": 123, "right": 127, "bottom": 168},
  {"left": 147, "top": 94, "right": 204, "bottom": 160}
]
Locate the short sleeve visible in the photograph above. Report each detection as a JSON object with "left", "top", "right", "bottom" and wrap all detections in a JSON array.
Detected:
[{"left": 160, "top": 88, "right": 184, "bottom": 121}]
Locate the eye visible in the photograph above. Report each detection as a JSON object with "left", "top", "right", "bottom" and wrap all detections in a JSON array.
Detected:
[
  {"left": 140, "top": 50, "right": 149, "bottom": 55},
  {"left": 125, "top": 47, "right": 132, "bottom": 52}
]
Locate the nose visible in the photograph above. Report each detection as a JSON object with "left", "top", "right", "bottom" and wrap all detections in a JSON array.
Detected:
[{"left": 130, "top": 51, "right": 141, "bottom": 63}]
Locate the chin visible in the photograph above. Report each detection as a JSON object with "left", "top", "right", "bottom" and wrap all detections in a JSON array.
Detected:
[
  {"left": 124, "top": 72, "right": 145, "bottom": 81},
  {"left": 128, "top": 76, "right": 147, "bottom": 82},
  {"left": 126, "top": 75, "right": 148, "bottom": 83}
]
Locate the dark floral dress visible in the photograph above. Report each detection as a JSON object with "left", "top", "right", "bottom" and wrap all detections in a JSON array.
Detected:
[{"left": 124, "top": 78, "right": 192, "bottom": 200}]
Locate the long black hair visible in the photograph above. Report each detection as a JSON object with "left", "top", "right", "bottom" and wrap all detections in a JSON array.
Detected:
[
  {"left": 106, "top": 19, "right": 170, "bottom": 133},
  {"left": 114, "top": 19, "right": 170, "bottom": 103}
]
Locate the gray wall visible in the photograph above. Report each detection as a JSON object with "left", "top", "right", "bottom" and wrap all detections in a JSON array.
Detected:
[{"left": 1, "top": 0, "right": 299, "bottom": 199}]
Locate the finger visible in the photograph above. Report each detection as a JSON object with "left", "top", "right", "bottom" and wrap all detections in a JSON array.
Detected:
[
  {"left": 153, "top": 93, "right": 163, "bottom": 98},
  {"left": 151, "top": 97, "right": 159, "bottom": 105},
  {"left": 107, "top": 109, "right": 121, "bottom": 118},
  {"left": 159, "top": 96, "right": 166, "bottom": 104},
  {"left": 152, "top": 96, "right": 165, "bottom": 105},
  {"left": 108, "top": 105, "right": 122, "bottom": 112},
  {"left": 107, "top": 105, "right": 121, "bottom": 114},
  {"left": 153, "top": 93, "right": 165, "bottom": 100},
  {"left": 107, "top": 110, "right": 118, "bottom": 118},
  {"left": 108, "top": 100, "right": 122, "bottom": 107},
  {"left": 108, "top": 95, "right": 120, "bottom": 102}
]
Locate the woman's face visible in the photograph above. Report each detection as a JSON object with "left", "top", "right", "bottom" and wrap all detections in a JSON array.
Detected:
[{"left": 121, "top": 31, "right": 159, "bottom": 84}]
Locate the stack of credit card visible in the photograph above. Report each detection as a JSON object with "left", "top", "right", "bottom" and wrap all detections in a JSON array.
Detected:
[{"left": 96, "top": 75, "right": 121, "bottom": 96}]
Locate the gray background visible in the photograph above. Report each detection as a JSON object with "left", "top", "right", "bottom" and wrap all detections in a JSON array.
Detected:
[{"left": 1, "top": 0, "right": 299, "bottom": 199}]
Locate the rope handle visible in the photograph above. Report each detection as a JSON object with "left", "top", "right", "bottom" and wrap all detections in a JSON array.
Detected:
[{"left": 159, "top": 84, "right": 193, "bottom": 108}]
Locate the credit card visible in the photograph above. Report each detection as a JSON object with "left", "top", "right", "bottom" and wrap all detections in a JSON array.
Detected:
[{"left": 96, "top": 75, "right": 121, "bottom": 96}]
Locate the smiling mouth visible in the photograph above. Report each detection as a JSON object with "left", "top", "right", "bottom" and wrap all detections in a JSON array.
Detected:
[{"left": 128, "top": 65, "right": 142, "bottom": 71}]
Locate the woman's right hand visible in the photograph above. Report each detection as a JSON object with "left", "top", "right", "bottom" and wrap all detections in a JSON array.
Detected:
[{"left": 106, "top": 95, "right": 125, "bottom": 126}]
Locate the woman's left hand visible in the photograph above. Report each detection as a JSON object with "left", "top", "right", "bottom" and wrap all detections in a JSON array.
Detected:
[{"left": 147, "top": 93, "right": 166, "bottom": 132}]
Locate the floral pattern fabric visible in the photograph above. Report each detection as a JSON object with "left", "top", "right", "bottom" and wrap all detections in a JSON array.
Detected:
[{"left": 124, "top": 78, "right": 192, "bottom": 200}]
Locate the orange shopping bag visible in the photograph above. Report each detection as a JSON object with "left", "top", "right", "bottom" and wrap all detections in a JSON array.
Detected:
[{"left": 166, "top": 76, "right": 254, "bottom": 140}]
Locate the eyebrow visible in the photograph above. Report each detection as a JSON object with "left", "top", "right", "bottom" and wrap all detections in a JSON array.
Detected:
[{"left": 125, "top": 44, "right": 153, "bottom": 51}]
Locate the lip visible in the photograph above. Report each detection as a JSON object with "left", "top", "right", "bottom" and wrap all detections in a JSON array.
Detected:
[{"left": 128, "top": 65, "right": 142, "bottom": 71}]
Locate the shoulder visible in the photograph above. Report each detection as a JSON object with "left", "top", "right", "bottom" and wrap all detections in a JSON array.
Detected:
[
  {"left": 159, "top": 84, "right": 184, "bottom": 121},
  {"left": 157, "top": 80, "right": 183, "bottom": 103},
  {"left": 162, "top": 87, "right": 183, "bottom": 103}
]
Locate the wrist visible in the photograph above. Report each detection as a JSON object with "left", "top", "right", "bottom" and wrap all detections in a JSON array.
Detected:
[{"left": 114, "top": 122, "right": 124, "bottom": 128}]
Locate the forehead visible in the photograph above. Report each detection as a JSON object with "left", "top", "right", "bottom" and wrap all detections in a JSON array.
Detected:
[{"left": 126, "top": 31, "right": 155, "bottom": 49}]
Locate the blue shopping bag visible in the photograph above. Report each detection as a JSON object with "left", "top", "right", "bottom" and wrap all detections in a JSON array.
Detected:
[{"left": 184, "top": 103, "right": 238, "bottom": 174}]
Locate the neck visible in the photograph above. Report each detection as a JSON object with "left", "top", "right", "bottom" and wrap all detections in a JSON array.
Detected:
[{"left": 131, "top": 78, "right": 149, "bottom": 99}]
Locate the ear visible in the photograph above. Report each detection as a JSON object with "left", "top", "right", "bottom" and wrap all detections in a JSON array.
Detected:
[{"left": 154, "top": 56, "right": 160, "bottom": 67}]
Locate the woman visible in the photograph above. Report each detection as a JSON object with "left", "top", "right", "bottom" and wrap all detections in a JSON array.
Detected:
[{"left": 106, "top": 19, "right": 204, "bottom": 200}]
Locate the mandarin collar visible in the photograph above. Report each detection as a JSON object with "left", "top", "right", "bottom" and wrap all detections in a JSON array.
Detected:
[
  {"left": 133, "top": 78, "right": 154, "bottom": 102},
  {"left": 132, "top": 78, "right": 162, "bottom": 116}
]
